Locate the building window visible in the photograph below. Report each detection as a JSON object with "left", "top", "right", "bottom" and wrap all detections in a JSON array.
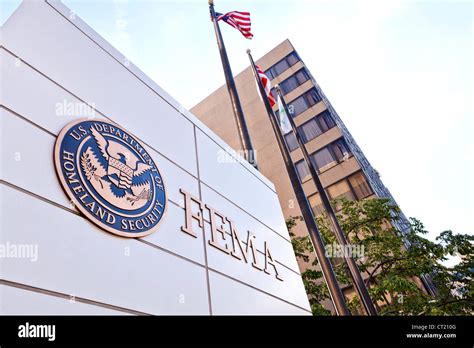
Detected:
[
  {"left": 273, "top": 59, "right": 290, "bottom": 77},
  {"left": 306, "top": 89, "right": 321, "bottom": 105},
  {"left": 308, "top": 138, "right": 352, "bottom": 173},
  {"left": 318, "top": 110, "right": 336, "bottom": 131},
  {"left": 285, "top": 131, "right": 299, "bottom": 152},
  {"left": 348, "top": 171, "right": 373, "bottom": 200},
  {"left": 293, "top": 111, "right": 336, "bottom": 144},
  {"left": 280, "top": 69, "right": 310, "bottom": 95},
  {"left": 286, "top": 52, "right": 299, "bottom": 66},
  {"left": 299, "top": 118, "right": 322, "bottom": 143},
  {"left": 309, "top": 193, "right": 325, "bottom": 216},
  {"left": 288, "top": 88, "right": 322, "bottom": 117},
  {"left": 266, "top": 69, "right": 275, "bottom": 80},
  {"left": 265, "top": 52, "right": 300, "bottom": 79},
  {"left": 327, "top": 180, "right": 355, "bottom": 210},
  {"left": 288, "top": 95, "right": 308, "bottom": 117},
  {"left": 270, "top": 87, "right": 278, "bottom": 101},
  {"left": 311, "top": 147, "right": 337, "bottom": 172},
  {"left": 309, "top": 174, "right": 373, "bottom": 215},
  {"left": 295, "top": 160, "right": 310, "bottom": 182},
  {"left": 332, "top": 138, "right": 351, "bottom": 162}
]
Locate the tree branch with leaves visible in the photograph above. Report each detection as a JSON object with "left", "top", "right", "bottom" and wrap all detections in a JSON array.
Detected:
[{"left": 287, "top": 197, "right": 473, "bottom": 315}]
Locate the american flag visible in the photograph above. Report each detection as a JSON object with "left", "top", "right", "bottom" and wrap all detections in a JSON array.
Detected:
[
  {"left": 215, "top": 11, "right": 253, "bottom": 39},
  {"left": 256, "top": 65, "right": 275, "bottom": 107}
]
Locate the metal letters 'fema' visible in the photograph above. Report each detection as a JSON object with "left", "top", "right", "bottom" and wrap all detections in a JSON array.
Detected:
[{"left": 54, "top": 119, "right": 167, "bottom": 237}]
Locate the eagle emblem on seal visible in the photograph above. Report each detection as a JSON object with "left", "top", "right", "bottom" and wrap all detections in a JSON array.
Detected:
[
  {"left": 81, "top": 127, "right": 153, "bottom": 206},
  {"left": 54, "top": 119, "right": 167, "bottom": 237}
]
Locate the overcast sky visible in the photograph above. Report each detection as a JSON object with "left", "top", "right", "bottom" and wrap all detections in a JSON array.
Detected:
[{"left": 2, "top": 0, "right": 473, "bottom": 241}]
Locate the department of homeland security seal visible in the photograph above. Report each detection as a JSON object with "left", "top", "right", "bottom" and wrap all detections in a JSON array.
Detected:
[{"left": 54, "top": 119, "right": 167, "bottom": 237}]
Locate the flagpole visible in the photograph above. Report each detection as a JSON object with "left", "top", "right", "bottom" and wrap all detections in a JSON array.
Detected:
[
  {"left": 208, "top": 0, "right": 257, "bottom": 169},
  {"left": 274, "top": 86, "right": 378, "bottom": 316},
  {"left": 246, "top": 49, "right": 350, "bottom": 316}
]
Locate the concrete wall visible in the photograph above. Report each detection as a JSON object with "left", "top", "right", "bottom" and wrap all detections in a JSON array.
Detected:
[{"left": 0, "top": 0, "right": 310, "bottom": 315}]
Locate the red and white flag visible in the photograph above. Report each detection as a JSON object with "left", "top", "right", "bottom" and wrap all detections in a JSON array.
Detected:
[
  {"left": 255, "top": 65, "right": 275, "bottom": 107},
  {"left": 215, "top": 11, "right": 254, "bottom": 39}
]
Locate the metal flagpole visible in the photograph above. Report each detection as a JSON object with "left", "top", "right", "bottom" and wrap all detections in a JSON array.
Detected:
[
  {"left": 274, "top": 85, "right": 378, "bottom": 316},
  {"left": 247, "top": 49, "right": 350, "bottom": 315},
  {"left": 208, "top": 0, "right": 257, "bottom": 169}
]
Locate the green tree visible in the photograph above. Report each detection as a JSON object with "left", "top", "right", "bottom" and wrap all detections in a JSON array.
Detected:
[{"left": 287, "top": 197, "right": 473, "bottom": 315}]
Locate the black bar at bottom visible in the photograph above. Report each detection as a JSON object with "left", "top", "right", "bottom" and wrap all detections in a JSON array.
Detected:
[{"left": 0, "top": 315, "right": 470, "bottom": 345}]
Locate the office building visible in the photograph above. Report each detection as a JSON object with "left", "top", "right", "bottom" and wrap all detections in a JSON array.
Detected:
[{"left": 192, "top": 40, "right": 411, "bottom": 243}]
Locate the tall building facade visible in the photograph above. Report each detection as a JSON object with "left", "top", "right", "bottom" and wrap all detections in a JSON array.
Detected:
[{"left": 192, "top": 39, "right": 411, "bottom": 256}]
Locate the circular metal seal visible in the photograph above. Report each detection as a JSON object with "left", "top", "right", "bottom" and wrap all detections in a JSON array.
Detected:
[{"left": 54, "top": 118, "right": 167, "bottom": 237}]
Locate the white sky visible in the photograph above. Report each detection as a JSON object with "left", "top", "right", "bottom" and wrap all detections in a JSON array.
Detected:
[{"left": 2, "top": 0, "right": 473, "bottom": 241}]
